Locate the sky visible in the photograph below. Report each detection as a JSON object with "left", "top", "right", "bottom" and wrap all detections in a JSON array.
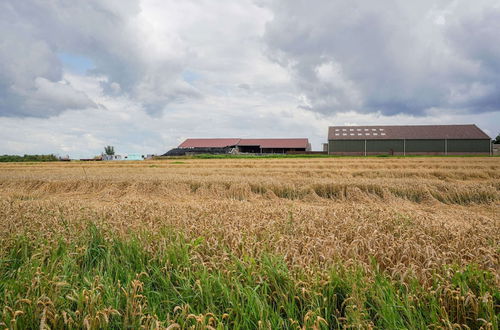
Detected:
[{"left": 1, "top": 0, "right": 499, "bottom": 158}]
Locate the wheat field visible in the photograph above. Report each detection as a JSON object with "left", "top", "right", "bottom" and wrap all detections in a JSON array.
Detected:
[{"left": 0, "top": 157, "right": 499, "bottom": 329}]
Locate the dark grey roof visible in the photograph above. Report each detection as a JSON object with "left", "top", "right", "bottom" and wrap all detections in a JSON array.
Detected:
[{"left": 328, "top": 125, "right": 490, "bottom": 140}]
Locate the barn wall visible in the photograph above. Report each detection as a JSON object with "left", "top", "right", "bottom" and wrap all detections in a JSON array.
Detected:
[
  {"left": 329, "top": 138, "right": 491, "bottom": 155},
  {"left": 329, "top": 140, "right": 364, "bottom": 152},
  {"left": 261, "top": 148, "right": 306, "bottom": 153},
  {"left": 406, "top": 139, "right": 445, "bottom": 152},
  {"left": 447, "top": 139, "right": 490, "bottom": 153},
  {"left": 366, "top": 139, "right": 404, "bottom": 153}
]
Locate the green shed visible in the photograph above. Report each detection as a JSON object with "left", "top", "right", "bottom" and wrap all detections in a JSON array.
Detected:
[{"left": 328, "top": 125, "right": 491, "bottom": 156}]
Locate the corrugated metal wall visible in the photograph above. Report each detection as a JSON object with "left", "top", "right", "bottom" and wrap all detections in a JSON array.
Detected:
[
  {"left": 329, "top": 140, "right": 364, "bottom": 152},
  {"left": 447, "top": 139, "right": 490, "bottom": 152},
  {"left": 366, "top": 139, "right": 404, "bottom": 152},
  {"left": 329, "top": 139, "right": 491, "bottom": 154},
  {"left": 405, "top": 139, "right": 445, "bottom": 152}
]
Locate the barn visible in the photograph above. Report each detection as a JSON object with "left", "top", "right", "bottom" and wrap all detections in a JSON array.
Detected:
[
  {"left": 328, "top": 124, "right": 491, "bottom": 156},
  {"left": 176, "top": 138, "right": 311, "bottom": 154}
]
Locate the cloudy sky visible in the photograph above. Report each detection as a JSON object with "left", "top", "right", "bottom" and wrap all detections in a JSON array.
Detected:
[{"left": 1, "top": 0, "right": 499, "bottom": 157}]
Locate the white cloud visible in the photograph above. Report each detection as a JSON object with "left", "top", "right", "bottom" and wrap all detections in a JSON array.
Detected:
[
  {"left": 261, "top": 0, "right": 500, "bottom": 115},
  {"left": 0, "top": 0, "right": 499, "bottom": 157}
]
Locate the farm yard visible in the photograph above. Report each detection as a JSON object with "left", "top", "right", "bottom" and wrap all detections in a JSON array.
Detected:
[{"left": 0, "top": 157, "right": 499, "bottom": 328}]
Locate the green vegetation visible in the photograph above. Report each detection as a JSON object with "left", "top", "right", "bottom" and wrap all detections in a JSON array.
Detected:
[
  {"left": 155, "top": 154, "right": 333, "bottom": 159},
  {"left": 0, "top": 154, "right": 59, "bottom": 162},
  {"left": 104, "top": 146, "right": 115, "bottom": 156},
  {"left": 1, "top": 224, "right": 498, "bottom": 329},
  {"left": 154, "top": 153, "right": 496, "bottom": 160}
]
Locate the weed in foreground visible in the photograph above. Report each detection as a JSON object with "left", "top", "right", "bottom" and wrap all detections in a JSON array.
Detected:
[{"left": 1, "top": 224, "right": 498, "bottom": 329}]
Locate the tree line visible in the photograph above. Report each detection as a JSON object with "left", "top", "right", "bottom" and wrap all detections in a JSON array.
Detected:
[{"left": 0, "top": 154, "right": 59, "bottom": 162}]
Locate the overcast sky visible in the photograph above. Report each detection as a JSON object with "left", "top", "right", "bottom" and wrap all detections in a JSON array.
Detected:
[{"left": 1, "top": 0, "right": 499, "bottom": 157}]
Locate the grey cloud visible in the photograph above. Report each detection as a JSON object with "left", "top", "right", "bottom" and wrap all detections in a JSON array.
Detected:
[
  {"left": 238, "top": 83, "right": 251, "bottom": 90},
  {"left": 445, "top": 8, "right": 500, "bottom": 112},
  {"left": 0, "top": 0, "right": 200, "bottom": 117},
  {"left": 0, "top": 1, "right": 98, "bottom": 117},
  {"left": 25, "top": 78, "right": 97, "bottom": 116},
  {"left": 261, "top": 0, "right": 500, "bottom": 116}
]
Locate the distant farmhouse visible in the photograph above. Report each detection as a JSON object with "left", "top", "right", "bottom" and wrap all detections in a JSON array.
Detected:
[
  {"left": 327, "top": 124, "right": 491, "bottom": 156},
  {"left": 102, "top": 153, "right": 145, "bottom": 161},
  {"left": 165, "top": 138, "right": 311, "bottom": 156}
]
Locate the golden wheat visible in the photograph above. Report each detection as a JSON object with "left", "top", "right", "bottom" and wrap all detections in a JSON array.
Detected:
[{"left": 1, "top": 158, "right": 498, "bottom": 287}]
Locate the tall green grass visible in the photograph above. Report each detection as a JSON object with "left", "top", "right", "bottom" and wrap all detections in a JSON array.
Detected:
[{"left": 1, "top": 224, "right": 498, "bottom": 328}]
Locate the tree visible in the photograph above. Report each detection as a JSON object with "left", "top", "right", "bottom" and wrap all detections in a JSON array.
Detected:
[
  {"left": 493, "top": 134, "right": 500, "bottom": 144},
  {"left": 104, "top": 146, "right": 115, "bottom": 155}
]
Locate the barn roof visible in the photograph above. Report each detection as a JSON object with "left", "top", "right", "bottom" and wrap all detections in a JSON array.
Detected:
[
  {"left": 179, "top": 138, "right": 241, "bottom": 148},
  {"left": 328, "top": 125, "right": 490, "bottom": 140},
  {"left": 238, "top": 138, "right": 309, "bottom": 148},
  {"left": 178, "top": 138, "right": 310, "bottom": 149}
]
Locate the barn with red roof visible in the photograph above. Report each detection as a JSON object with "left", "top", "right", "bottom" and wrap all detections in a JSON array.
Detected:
[{"left": 175, "top": 138, "right": 311, "bottom": 154}]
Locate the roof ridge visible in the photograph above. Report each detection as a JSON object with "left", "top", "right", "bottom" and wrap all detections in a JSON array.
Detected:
[{"left": 328, "top": 124, "right": 476, "bottom": 127}]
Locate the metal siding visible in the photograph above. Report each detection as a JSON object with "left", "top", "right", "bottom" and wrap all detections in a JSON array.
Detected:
[
  {"left": 447, "top": 139, "right": 490, "bottom": 152},
  {"left": 366, "top": 139, "right": 404, "bottom": 152},
  {"left": 405, "top": 139, "right": 445, "bottom": 152},
  {"left": 329, "top": 140, "right": 364, "bottom": 152}
]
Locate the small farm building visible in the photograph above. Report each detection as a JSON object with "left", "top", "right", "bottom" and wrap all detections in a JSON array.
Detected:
[
  {"left": 175, "top": 138, "right": 311, "bottom": 154},
  {"left": 124, "top": 153, "right": 144, "bottom": 160},
  {"left": 328, "top": 124, "right": 491, "bottom": 155},
  {"left": 103, "top": 153, "right": 144, "bottom": 161},
  {"left": 102, "top": 154, "right": 122, "bottom": 161}
]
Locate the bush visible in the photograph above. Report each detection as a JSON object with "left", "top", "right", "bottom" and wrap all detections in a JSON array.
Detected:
[{"left": 0, "top": 154, "right": 59, "bottom": 162}]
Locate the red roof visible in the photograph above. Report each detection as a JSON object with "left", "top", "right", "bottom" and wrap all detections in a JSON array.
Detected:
[
  {"left": 178, "top": 138, "right": 310, "bottom": 149},
  {"left": 328, "top": 125, "right": 490, "bottom": 140},
  {"left": 179, "top": 138, "right": 240, "bottom": 148},
  {"left": 238, "top": 139, "right": 310, "bottom": 148}
]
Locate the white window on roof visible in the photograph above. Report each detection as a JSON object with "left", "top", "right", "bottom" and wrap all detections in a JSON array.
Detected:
[
  {"left": 342, "top": 133, "right": 347, "bottom": 136},
  {"left": 335, "top": 133, "right": 340, "bottom": 136},
  {"left": 335, "top": 129, "right": 340, "bottom": 131},
  {"left": 350, "top": 133, "right": 355, "bottom": 135},
  {"left": 372, "top": 128, "right": 376, "bottom": 131},
  {"left": 381, "top": 133, "right": 386, "bottom": 135},
  {"left": 357, "top": 128, "right": 361, "bottom": 131},
  {"left": 342, "top": 129, "right": 347, "bottom": 131},
  {"left": 373, "top": 133, "right": 378, "bottom": 136},
  {"left": 358, "top": 133, "right": 362, "bottom": 135},
  {"left": 364, "top": 128, "right": 369, "bottom": 131},
  {"left": 379, "top": 128, "right": 384, "bottom": 131},
  {"left": 366, "top": 133, "right": 370, "bottom": 135},
  {"left": 349, "top": 129, "right": 354, "bottom": 131}
]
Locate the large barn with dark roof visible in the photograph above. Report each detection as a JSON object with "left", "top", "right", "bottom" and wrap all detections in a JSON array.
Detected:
[{"left": 327, "top": 124, "right": 491, "bottom": 155}]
